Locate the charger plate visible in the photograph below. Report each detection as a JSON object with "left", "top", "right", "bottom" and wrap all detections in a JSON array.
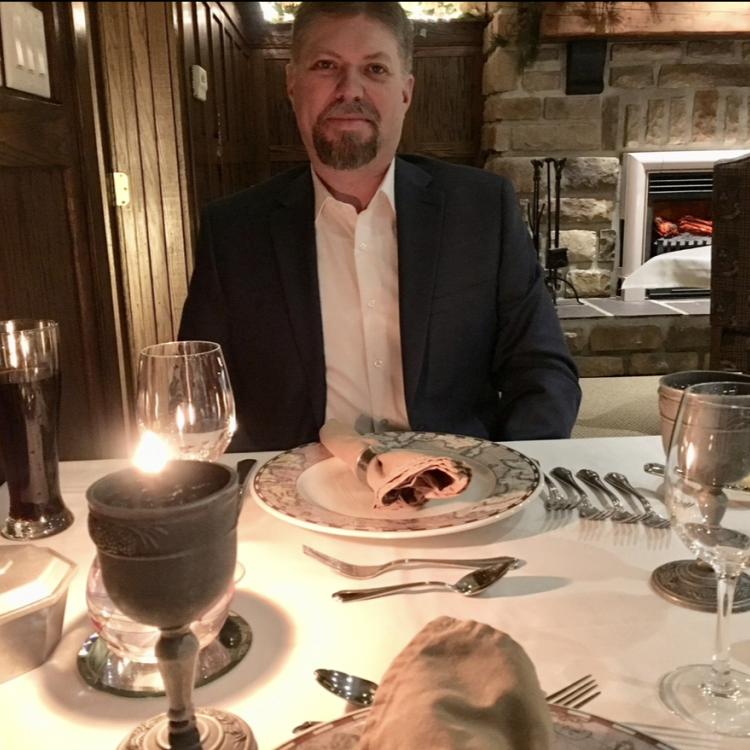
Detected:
[
  {"left": 250, "top": 431, "right": 540, "bottom": 539},
  {"left": 274, "top": 705, "right": 677, "bottom": 749}
]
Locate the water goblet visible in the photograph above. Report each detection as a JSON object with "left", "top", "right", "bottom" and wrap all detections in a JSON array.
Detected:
[
  {"left": 659, "top": 381, "right": 750, "bottom": 735},
  {"left": 87, "top": 460, "right": 255, "bottom": 750}
]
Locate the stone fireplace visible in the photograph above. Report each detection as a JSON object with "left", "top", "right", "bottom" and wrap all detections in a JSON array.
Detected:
[{"left": 481, "top": 12, "right": 750, "bottom": 298}]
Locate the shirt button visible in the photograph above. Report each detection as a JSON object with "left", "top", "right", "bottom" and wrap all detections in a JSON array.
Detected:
[
  {"left": 358, "top": 242, "right": 367, "bottom": 251},
  {"left": 367, "top": 299, "right": 376, "bottom": 308},
  {"left": 373, "top": 359, "right": 384, "bottom": 368}
]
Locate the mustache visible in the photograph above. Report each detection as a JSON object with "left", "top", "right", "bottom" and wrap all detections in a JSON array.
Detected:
[{"left": 319, "top": 100, "right": 380, "bottom": 124}]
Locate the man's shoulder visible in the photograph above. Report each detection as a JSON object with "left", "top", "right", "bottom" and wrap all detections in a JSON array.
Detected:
[
  {"left": 397, "top": 155, "right": 512, "bottom": 194},
  {"left": 202, "top": 164, "right": 311, "bottom": 220}
]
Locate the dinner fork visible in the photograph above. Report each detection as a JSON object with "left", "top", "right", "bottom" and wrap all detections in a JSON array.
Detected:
[
  {"left": 546, "top": 674, "right": 601, "bottom": 709},
  {"left": 549, "top": 467, "right": 610, "bottom": 520},
  {"left": 543, "top": 473, "right": 576, "bottom": 511},
  {"left": 604, "top": 472, "right": 670, "bottom": 528},
  {"left": 303, "top": 545, "right": 517, "bottom": 580}
]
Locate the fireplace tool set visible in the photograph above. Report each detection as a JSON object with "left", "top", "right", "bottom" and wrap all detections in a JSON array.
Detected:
[{"left": 528, "top": 157, "right": 581, "bottom": 304}]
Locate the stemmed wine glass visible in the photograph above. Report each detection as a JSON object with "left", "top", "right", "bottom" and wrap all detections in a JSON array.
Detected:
[
  {"left": 136, "top": 340, "right": 236, "bottom": 461},
  {"left": 78, "top": 340, "right": 249, "bottom": 696},
  {"left": 659, "top": 381, "right": 750, "bottom": 735}
]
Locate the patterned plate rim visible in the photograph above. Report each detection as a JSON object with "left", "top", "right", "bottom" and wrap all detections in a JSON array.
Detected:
[
  {"left": 249, "top": 431, "right": 540, "bottom": 539},
  {"left": 273, "top": 705, "right": 679, "bottom": 749}
]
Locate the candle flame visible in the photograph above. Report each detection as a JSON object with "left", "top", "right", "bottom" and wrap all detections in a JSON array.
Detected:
[{"left": 132, "top": 431, "right": 171, "bottom": 474}]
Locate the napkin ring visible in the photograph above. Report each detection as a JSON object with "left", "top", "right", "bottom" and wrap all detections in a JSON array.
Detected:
[{"left": 356, "top": 445, "right": 382, "bottom": 483}]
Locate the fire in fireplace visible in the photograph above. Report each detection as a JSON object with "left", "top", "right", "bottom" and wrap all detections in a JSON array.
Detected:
[{"left": 619, "top": 150, "right": 750, "bottom": 302}]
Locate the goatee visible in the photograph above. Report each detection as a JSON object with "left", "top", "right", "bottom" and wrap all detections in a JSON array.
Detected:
[{"left": 312, "top": 101, "right": 380, "bottom": 170}]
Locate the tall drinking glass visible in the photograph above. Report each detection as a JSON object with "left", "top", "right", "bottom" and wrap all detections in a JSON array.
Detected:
[
  {"left": 0, "top": 319, "right": 73, "bottom": 540},
  {"left": 659, "top": 381, "right": 750, "bottom": 735}
]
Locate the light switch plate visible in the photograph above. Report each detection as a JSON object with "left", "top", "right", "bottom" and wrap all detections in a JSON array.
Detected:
[
  {"left": 191, "top": 64, "right": 208, "bottom": 101},
  {"left": 1, "top": 2, "right": 51, "bottom": 98}
]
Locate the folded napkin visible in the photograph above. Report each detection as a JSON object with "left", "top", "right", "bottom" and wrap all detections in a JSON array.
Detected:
[
  {"left": 358, "top": 616, "right": 552, "bottom": 750},
  {"left": 318, "top": 420, "right": 471, "bottom": 509}
]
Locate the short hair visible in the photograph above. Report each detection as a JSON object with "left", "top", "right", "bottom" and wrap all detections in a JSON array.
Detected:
[{"left": 291, "top": 2, "right": 414, "bottom": 74}]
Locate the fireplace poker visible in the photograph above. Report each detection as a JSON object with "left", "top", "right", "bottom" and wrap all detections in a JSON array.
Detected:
[
  {"left": 553, "top": 158, "right": 566, "bottom": 248},
  {"left": 545, "top": 157, "right": 554, "bottom": 252},
  {"left": 530, "top": 159, "right": 544, "bottom": 252}
]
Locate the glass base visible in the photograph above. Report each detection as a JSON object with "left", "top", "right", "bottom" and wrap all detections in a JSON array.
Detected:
[
  {"left": 659, "top": 664, "right": 750, "bottom": 736},
  {"left": 117, "top": 707, "right": 257, "bottom": 750},
  {"left": 651, "top": 560, "right": 750, "bottom": 613},
  {"left": 1, "top": 506, "right": 74, "bottom": 540},
  {"left": 77, "top": 613, "right": 252, "bottom": 697}
]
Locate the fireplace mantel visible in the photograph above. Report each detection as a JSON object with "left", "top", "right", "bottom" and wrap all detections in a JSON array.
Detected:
[{"left": 541, "top": 2, "right": 750, "bottom": 40}]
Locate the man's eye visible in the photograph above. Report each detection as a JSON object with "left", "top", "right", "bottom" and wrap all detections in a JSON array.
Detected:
[
  {"left": 312, "top": 60, "right": 335, "bottom": 71},
  {"left": 368, "top": 63, "right": 388, "bottom": 75}
]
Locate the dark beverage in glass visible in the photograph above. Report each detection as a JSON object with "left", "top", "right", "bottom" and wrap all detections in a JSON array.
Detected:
[{"left": 0, "top": 320, "right": 73, "bottom": 540}]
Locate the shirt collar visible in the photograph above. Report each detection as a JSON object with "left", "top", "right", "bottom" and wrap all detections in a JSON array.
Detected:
[{"left": 312, "top": 159, "right": 396, "bottom": 220}]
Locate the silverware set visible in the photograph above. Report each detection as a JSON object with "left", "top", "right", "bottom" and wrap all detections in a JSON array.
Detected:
[{"left": 544, "top": 467, "right": 670, "bottom": 528}]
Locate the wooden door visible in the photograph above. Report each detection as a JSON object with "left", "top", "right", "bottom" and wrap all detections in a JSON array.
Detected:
[{"left": 0, "top": 2, "right": 127, "bottom": 459}]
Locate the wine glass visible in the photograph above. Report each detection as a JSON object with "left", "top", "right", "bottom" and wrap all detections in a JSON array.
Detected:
[
  {"left": 87, "top": 461, "right": 256, "bottom": 749},
  {"left": 136, "top": 340, "right": 236, "bottom": 461},
  {"left": 659, "top": 381, "right": 750, "bottom": 735},
  {"left": 78, "top": 340, "right": 248, "bottom": 695}
]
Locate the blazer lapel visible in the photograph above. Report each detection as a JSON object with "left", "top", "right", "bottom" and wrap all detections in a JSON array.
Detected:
[
  {"left": 395, "top": 158, "right": 445, "bottom": 410},
  {"left": 269, "top": 170, "right": 326, "bottom": 426}
]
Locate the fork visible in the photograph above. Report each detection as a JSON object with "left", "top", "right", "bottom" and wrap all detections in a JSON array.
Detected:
[
  {"left": 576, "top": 469, "right": 642, "bottom": 523},
  {"left": 303, "top": 545, "right": 517, "bottom": 580},
  {"left": 543, "top": 473, "right": 576, "bottom": 511},
  {"left": 546, "top": 674, "right": 601, "bottom": 709},
  {"left": 604, "top": 472, "right": 670, "bottom": 528},
  {"left": 549, "top": 467, "right": 611, "bottom": 520}
]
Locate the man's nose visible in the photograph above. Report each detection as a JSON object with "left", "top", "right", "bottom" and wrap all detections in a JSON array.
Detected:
[{"left": 335, "top": 66, "right": 365, "bottom": 101}]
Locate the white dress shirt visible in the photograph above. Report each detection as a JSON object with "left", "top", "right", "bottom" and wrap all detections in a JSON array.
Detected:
[{"left": 312, "top": 161, "right": 410, "bottom": 434}]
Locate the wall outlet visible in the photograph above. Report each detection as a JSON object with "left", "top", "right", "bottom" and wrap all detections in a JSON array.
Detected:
[
  {"left": 191, "top": 64, "right": 208, "bottom": 101},
  {"left": 0, "top": 2, "right": 51, "bottom": 98}
]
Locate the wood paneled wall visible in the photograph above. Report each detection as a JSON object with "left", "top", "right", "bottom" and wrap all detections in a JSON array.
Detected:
[
  {"left": 92, "top": 1, "right": 194, "bottom": 385},
  {"left": 0, "top": 2, "right": 127, "bottom": 458}
]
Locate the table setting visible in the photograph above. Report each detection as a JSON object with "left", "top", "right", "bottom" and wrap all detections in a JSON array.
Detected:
[{"left": 2, "top": 323, "right": 750, "bottom": 750}]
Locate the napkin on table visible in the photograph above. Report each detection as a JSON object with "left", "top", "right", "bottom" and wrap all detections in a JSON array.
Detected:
[
  {"left": 358, "top": 616, "right": 552, "bottom": 750},
  {"left": 318, "top": 420, "right": 471, "bottom": 509}
]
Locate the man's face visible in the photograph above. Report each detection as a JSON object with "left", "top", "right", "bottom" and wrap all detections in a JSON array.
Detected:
[{"left": 287, "top": 14, "right": 414, "bottom": 171}]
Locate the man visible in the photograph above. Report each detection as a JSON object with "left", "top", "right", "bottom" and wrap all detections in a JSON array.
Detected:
[{"left": 179, "top": 2, "right": 580, "bottom": 451}]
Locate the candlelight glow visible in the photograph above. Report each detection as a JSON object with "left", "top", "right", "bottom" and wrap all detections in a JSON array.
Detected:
[{"left": 132, "top": 431, "right": 172, "bottom": 474}]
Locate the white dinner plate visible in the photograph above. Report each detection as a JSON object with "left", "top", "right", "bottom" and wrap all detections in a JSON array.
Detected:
[
  {"left": 249, "top": 431, "right": 540, "bottom": 539},
  {"left": 273, "top": 705, "right": 677, "bottom": 749}
]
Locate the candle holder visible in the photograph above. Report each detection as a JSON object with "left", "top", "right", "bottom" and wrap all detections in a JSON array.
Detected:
[{"left": 87, "top": 461, "right": 256, "bottom": 750}]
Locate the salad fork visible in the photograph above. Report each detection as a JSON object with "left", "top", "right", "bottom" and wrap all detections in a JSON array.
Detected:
[
  {"left": 543, "top": 473, "right": 576, "bottom": 511},
  {"left": 604, "top": 472, "right": 670, "bottom": 528},
  {"left": 549, "top": 467, "right": 610, "bottom": 520},
  {"left": 303, "top": 545, "right": 517, "bottom": 580},
  {"left": 576, "top": 469, "right": 642, "bottom": 523}
]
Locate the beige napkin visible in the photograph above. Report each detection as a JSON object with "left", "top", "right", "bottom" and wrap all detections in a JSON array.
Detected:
[
  {"left": 358, "top": 616, "right": 552, "bottom": 750},
  {"left": 318, "top": 420, "right": 471, "bottom": 509}
]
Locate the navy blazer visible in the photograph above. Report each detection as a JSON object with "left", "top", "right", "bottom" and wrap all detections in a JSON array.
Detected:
[{"left": 179, "top": 155, "right": 581, "bottom": 450}]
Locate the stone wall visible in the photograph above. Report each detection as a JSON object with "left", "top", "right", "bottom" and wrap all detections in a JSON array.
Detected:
[
  {"left": 562, "top": 315, "right": 711, "bottom": 376},
  {"left": 482, "top": 5, "right": 750, "bottom": 297}
]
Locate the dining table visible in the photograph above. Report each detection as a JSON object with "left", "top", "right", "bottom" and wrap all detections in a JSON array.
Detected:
[{"left": 1, "top": 434, "right": 748, "bottom": 750}]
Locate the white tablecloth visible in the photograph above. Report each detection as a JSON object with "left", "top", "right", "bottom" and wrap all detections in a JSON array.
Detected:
[{"left": 1, "top": 436, "right": 746, "bottom": 750}]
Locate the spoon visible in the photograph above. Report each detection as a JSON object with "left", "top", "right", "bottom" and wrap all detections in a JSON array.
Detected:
[
  {"left": 331, "top": 558, "right": 520, "bottom": 602},
  {"left": 314, "top": 668, "right": 378, "bottom": 707}
]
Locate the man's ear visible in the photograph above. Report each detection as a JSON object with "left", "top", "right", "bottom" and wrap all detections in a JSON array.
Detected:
[
  {"left": 402, "top": 73, "right": 415, "bottom": 109},
  {"left": 285, "top": 62, "right": 296, "bottom": 105}
]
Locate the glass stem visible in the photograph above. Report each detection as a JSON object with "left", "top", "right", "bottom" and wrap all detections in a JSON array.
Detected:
[
  {"left": 709, "top": 571, "right": 740, "bottom": 698},
  {"left": 156, "top": 626, "right": 202, "bottom": 750}
]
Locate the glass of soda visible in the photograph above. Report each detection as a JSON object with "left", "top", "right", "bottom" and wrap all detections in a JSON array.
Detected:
[{"left": 0, "top": 319, "right": 73, "bottom": 539}]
